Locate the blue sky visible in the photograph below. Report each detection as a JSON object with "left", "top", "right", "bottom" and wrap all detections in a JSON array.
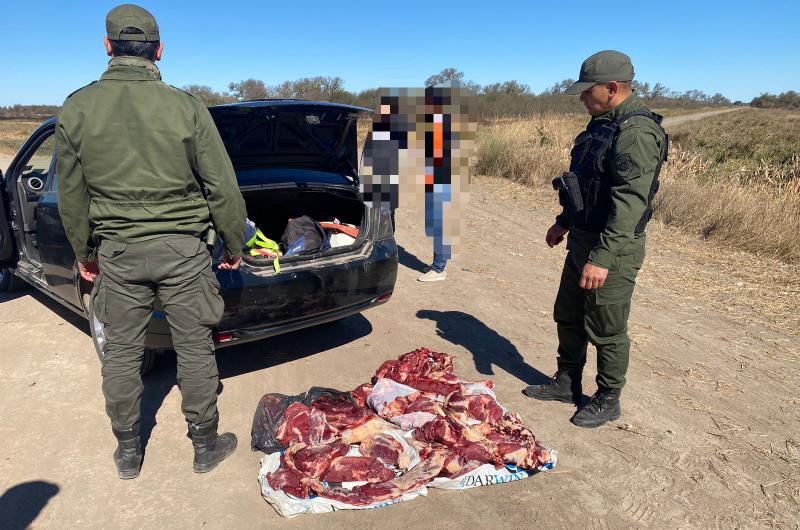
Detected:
[{"left": 2, "top": 0, "right": 798, "bottom": 105}]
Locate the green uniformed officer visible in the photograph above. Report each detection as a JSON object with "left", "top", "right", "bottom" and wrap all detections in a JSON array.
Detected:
[
  {"left": 56, "top": 4, "right": 247, "bottom": 478},
  {"left": 523, "top": 51, "right": 668, "bottom": 428}
]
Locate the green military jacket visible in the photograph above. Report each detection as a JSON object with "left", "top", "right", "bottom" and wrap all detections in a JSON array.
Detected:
[
  {"left": 562, "top": 94, "right": 666, "bottom": 269},
  {"left": 56, "top": 56, "right": 246, "bottom": 260}
]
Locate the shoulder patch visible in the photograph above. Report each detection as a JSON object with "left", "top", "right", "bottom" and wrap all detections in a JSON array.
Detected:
[
  {"left": 615, "top": 152, "right": 635, "bottom": 177},
  {"left": 65, "top": 81, "right": 98, "bottom": 100}
]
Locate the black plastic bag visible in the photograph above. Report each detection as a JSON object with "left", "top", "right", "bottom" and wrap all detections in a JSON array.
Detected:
[{"left": 251, "top": 386, "right": 350, "bottom": 453}]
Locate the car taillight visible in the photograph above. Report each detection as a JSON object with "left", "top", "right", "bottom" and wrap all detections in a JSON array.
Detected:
[
  {"left": 375, "top": 292, "right": 393, "bottom": 303},
  {"left": 213, "top": 332, "right": 235, "bottom": 343},
  {"left": 375, "top": 204, "right": 394, "bottom": 240}
]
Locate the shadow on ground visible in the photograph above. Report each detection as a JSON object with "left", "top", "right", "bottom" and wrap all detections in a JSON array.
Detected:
[
  {"left": 139, "top": 313, "right": 373, "bottom": 447},
  {"left": 0, "top": 290, "right": 33, "bottom": 304},
  {"left": 2, "top": 288, "right": 90, "bottom": 336},
  {"left": 397, "top": 245, "right": 428, "bottom": 273},
  {"left": 416, "top": 309, "right": 550, "bottom": 387},
  {"left": 0, "top": 481, "right": 59, "bottom": 530},
  {"left": 5, "top": 284, "right": 374, "bottom": 445}
]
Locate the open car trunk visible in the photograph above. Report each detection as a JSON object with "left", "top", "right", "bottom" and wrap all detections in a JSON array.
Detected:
[
  {"left": 208, "top": 101, "right": 373, "bottom": 268},
  {"left": 241, "top": 185, "right": 366, "bottom": 266}
]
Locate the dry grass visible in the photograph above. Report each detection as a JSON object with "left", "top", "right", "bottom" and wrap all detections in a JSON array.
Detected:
[
  {"left": 472, "top": 114, "right": 584, "bottom": 190},
  {"left": 0, "top": 120, "right": 41, "bottom": 156},
  {"left": 473, "top": 110, "right": 800, "bottom": 263}
]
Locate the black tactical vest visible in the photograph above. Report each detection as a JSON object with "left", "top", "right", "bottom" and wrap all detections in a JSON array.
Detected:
[{"left": 567, "top": 109, "right": 669, "bottom": 234}]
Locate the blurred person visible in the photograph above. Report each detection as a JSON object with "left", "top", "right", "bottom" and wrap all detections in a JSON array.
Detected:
[
  {"left": 417, "top": 84, "right": 453, "bottom": 281},
  {"left": 56, "top": 4, "right": 246, "bottom": 478},
  {"left": 523, "top": 51, "right": 668, "bottom": 428}
]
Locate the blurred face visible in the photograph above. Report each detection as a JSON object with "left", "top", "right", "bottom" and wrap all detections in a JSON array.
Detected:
[{"left": 579, "top": 83, "right": 615, "bottom": 117}]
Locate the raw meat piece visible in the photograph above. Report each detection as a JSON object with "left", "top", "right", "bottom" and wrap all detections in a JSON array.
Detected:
[
  {"left": 413, "top": 416, "right": 465, "bottom": 446},
  {"left": 442, "top": 452, "right": 484, "bottom": 479},
  {"left": 341, "top": 416, "right": 398, "bottom": 444},
  {"left": 283, "top": 441, "right": 350, "bottom": 478},
  {"left": 311, "top": 395, "right": 375, "bottom": 431},
  {"left": 404, "top": 395, "right": 444, "bottom": 415},
  {"left": 459, "top": 441, "right": 503, "bottom": 466},
  {"left": 266, "top": 467, "right": 317, "bottom": 499},
  {"left": 380, "top": 391, "right": 444, "bottom": 419},
  {"left": 308, "top": 408, "right": 338, "bottom": 445},
  {"left": 414, "top": 419, "right": 504, "bottom": 468},
  {"left": 401, "top": 376, "right": 461, "bottom": 397},
  {"left": 373, "top": 348, "right": 492, "bottom": 398},
  {"left": 350, "top": 383, "right": 373, "bottom": 407},
  {"left": 359, "top": 433, "right": 412, "bottom": 469},
  {"left": 374, "top": 348, "right": 453, "bottom": 382},
  {"left": 314, "top": 445, "right": 448, "bottom": 505},
  {"left": 275, "top": 403, "right": 311, "bottom": 445},
  {"left": 446, "top": 391, "right": 504, "bottom": 425},
  {"left": 322, "top": 456, "right": 396, "bottom": 483},
  {"left": 389, "top": 412, "right": 439, "bottom": 431}
]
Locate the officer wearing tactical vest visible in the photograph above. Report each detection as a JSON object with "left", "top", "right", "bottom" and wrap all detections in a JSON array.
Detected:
[
  {"left": 523, "top": 51, "right": 668, "bottom": 428},
  {"left": 56, "top": 4, "right": 247, "bottom": 478}
]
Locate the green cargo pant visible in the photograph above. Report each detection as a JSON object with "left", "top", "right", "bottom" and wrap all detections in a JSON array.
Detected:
[
  {"left": 553, "top": 240, "right": 644, "bottom": 390},
  {"left": 91, "top": 235, "right": 225, "bottom": 431}
]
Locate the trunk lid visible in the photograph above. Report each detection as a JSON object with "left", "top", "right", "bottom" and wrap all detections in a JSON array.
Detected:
[{"left": 209, "top": 100, "right": 371, "bottom": 185}]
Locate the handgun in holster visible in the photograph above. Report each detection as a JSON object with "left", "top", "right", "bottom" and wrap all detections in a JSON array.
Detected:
[
  {"left": 205, "top": 226, "right": 217, "bottom": 248},
  {"left": 552, "top": 171, "right": 584, "bottom": 214}
]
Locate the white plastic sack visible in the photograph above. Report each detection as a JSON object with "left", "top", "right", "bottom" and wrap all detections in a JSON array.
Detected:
[
  {"left": 430, "top": 450, "right": 558, "bottom": 490},
  {"left": 259, "top": 445, "right": 558, "bottom": 518},
  {"left": 329, "top": 232, "right": 356, "bottom": 248},
  {"left": 367, "top": 378, "right": 445, "bottom": 429},
  {"left": 366, "top": 378, "right": 419, "bottom": 413}
]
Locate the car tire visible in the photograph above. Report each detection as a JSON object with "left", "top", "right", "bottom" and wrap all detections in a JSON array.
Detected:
[
  {"left": 0, "top": 267, "right": 28, "bottom": 292},
  {"left": 86, "top": 293, "right": 158, "bottom": 375}
]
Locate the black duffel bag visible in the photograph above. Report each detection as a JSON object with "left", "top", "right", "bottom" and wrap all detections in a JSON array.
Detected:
[{"left": 281, "top": 215, "right": 326, "bottom": 255}]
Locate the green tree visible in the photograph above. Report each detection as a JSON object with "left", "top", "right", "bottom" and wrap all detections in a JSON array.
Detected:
[
  {"left": 228, "top": 79, "right": 268, "bottom": 101},
  {"left": 425, "top": 68, "right": 480, "bottom": 93}
]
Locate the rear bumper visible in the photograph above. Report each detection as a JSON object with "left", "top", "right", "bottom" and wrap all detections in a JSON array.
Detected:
[{"left": 144, "top": 237, "right": 397, "bottom": 350}]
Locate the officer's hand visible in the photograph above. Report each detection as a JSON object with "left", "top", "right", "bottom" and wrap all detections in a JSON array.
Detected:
[
  {"left": 580, "top": 263, "right": 608, "bottom": 290},
  {"left": 78, "top": 259, "right": 99, "bottom": 282},
  {"left": 218, "top": 252, "right": 242, "bottom": 271},
  {"left": 545, "top": 224, "right": 569, "bottom": 247}
]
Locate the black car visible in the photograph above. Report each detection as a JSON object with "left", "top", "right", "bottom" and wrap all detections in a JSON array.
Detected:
[{"left": 0, "top": 100, "right": 397, "bottom": 371}]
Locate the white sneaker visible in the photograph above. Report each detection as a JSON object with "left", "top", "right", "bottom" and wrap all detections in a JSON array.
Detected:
[{"left": 417, "top": 269, "right": 447, "bottom": 282}]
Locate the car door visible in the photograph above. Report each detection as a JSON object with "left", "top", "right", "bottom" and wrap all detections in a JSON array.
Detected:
[
  {"left": 34, "top": 128, "right": 83, "bottom": 308},
  {"left": 0, "top": 168, "right": 17, "bottom": 268},
  {"left": 37, "top": 168, "right": 84, "bottom": 308}
]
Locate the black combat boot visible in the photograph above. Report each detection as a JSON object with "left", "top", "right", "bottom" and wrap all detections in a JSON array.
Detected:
[
  {"left": 189, "top": 421, "right": 237, "bottom": 474},
  {"left": 522, "top": 368, "right": 582, "bottom": 404},
  {"left": 112, "top": 425, "right": 143, "bottom": 480},
  {"left": 570, "top": 388, "right": 622, "bottom": 428}
]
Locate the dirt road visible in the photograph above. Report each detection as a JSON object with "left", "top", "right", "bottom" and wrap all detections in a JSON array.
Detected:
[
  {"left": 2, "top": 171, "right": 798, "bottom": 529},
  {"left": 662, "top": 107, "right": 744, "bottom": 127}
]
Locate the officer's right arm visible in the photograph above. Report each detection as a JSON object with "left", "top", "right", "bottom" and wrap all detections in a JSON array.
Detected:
[
  {"left": 193, "top": 104, "right": 247, "bottom": 259},
  {"left": 55, "top": 119, "right": 94, "bottom": 261}
]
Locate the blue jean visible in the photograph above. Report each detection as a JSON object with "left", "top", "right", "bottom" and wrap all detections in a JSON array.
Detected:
[{"left": 425, "top": 183, "right": 451, "bottom": 273}]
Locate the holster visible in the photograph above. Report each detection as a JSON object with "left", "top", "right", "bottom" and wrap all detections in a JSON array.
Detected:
[{"left": 552, "top": 171, "right": 584, "bottom": 215}]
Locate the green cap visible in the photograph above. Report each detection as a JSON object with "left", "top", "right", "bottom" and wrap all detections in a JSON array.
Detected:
[
  {"left": 563, "top": 50, "right": 634, "bottom": 95},
  {"left": 106, "top": 4, "right": 159, "bottom": 42}
]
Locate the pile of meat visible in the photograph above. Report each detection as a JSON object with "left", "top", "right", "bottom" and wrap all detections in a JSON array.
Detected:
[{"left": 258, "top": 348, "right": 553, "bottom": 507}]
